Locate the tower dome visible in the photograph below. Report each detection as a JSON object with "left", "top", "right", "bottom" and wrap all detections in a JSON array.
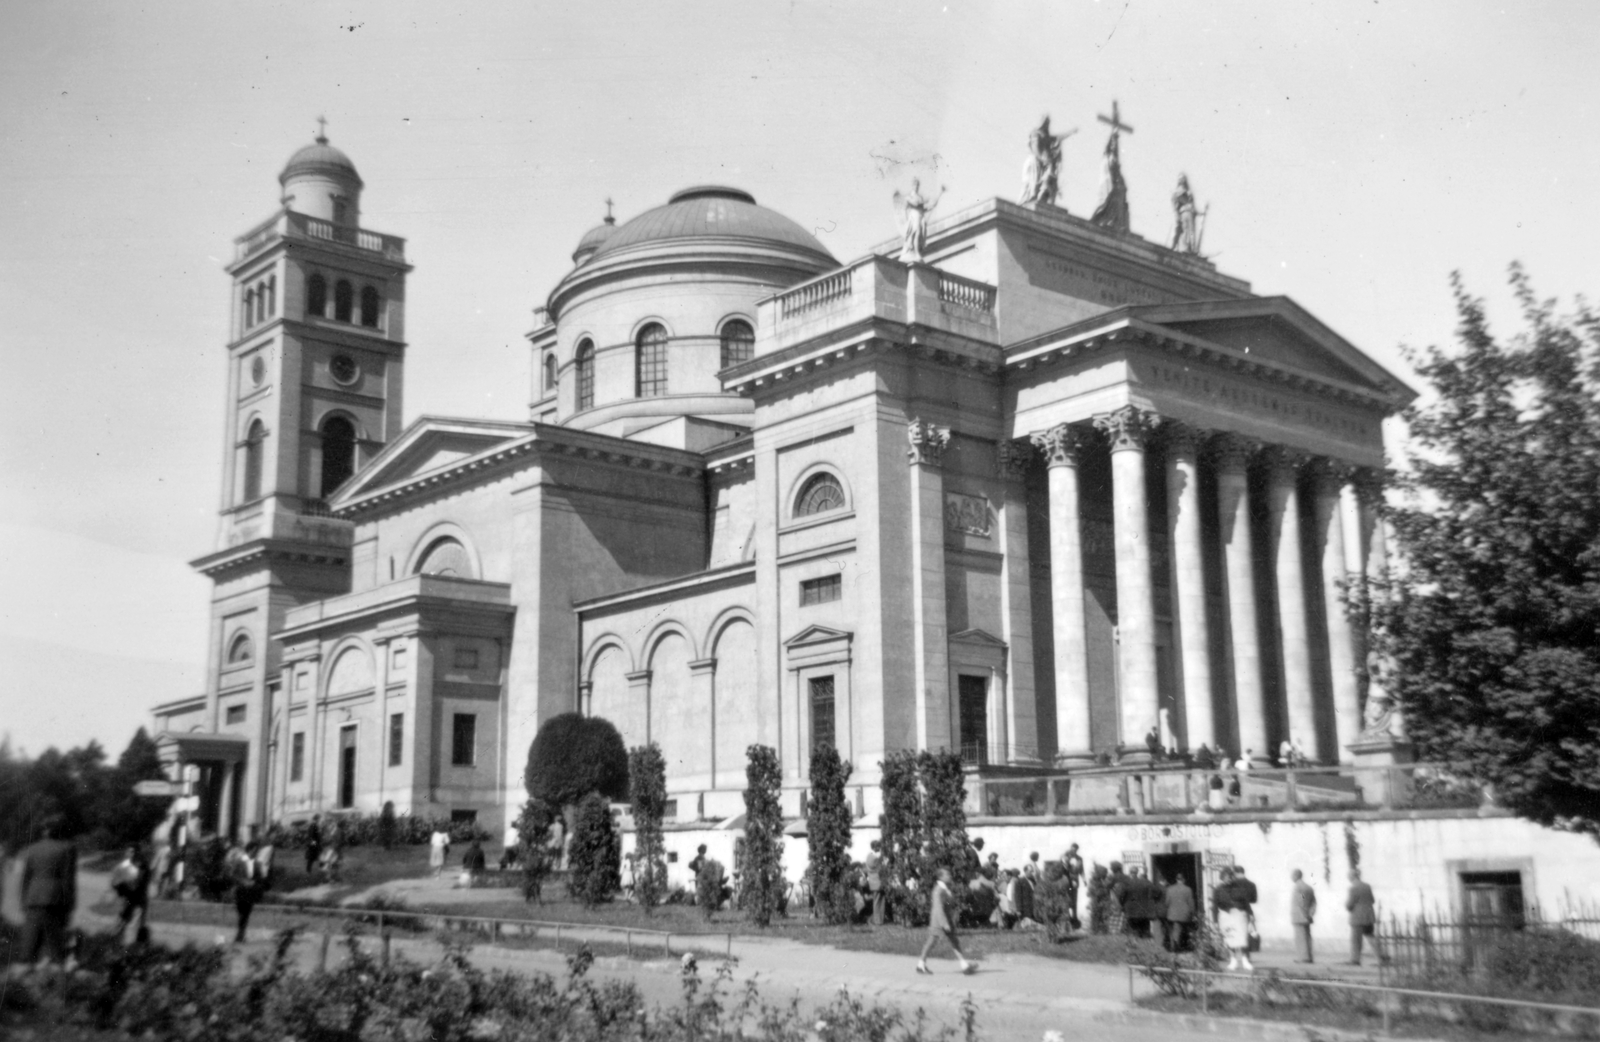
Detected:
[
  {"left": 572, "top": 211, "right": 617, "bottom": 265},
  {"left": 589, "top": 185, "right": 833, "bottom": 263},
  {"left": 279, "top": 125, "right": 363, "bottom": 226}
]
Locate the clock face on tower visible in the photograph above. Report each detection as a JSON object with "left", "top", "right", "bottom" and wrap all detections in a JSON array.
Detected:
[{"left": 330, "top": 354, "right": 359, "bottom": 385}]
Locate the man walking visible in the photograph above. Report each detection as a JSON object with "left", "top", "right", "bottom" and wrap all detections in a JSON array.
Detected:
[
  {"left": 231, "top": 840, "right": 265, "bottom": 944},
  {"left": 17, "top": 818, "right": 77, "bottom": 970},
  {"left": 1346, "top": 869, "right": 1382, "bottom": 965},
  {"left": 1290, "top": 868, "right": 1317, "bottom": 963},
  {"left": 304, "top": 815, "right": 323, "bottom": 876},
  {"left": 1163, "top": 873, "right": 1195, "bottom": 952},
  {"left": 916, "top": 868, "right": 975, "bottom": 975},
  {"left": 1060, "top": 843, "right": 1085, "bottom": 929}
]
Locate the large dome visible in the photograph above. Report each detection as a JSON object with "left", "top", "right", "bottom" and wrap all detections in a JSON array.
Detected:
[
  {"left": 591, "top": 186, "right": 833, "bottom": 263},
  {"left": 279, "top": 135, "right": 363, "bottom": 188}
]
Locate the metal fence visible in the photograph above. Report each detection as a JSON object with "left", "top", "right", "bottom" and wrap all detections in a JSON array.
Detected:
[
  {"left": 1129, "top": 964, "right": 1600, "bottom": 1037},
  {"left": 1377, "top": 904, "right": 1600, "bottom": 981},
  {"left": 149, "top": 897, "right": 736, "bottom": 959}
]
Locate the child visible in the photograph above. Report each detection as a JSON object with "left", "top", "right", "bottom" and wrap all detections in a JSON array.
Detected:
[{"left": 917, "top": 868, "right": 975, "bottom": 975}]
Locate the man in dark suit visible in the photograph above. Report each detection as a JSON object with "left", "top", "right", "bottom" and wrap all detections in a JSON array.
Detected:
[
  {"left": 1290, "top": 868, "right": 1318, "bottom": 963},
  {"left": 18, "top": 817, "right": 77, "bottom": 967},
  {"left": 1163, "top": 873, "right": 1196, "bottom": 951},
  {"left": 1346, "top": 869, "right": 1382, "bottom": 965}
]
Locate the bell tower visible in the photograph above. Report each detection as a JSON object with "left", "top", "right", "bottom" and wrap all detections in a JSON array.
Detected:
[{"left": 181, "top": 126, "right": 412, "bottom": 839}]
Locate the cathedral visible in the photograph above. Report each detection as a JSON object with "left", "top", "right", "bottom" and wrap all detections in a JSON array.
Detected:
[{"left": 152, "top": 125, "right": 1416, "bottom": 840}]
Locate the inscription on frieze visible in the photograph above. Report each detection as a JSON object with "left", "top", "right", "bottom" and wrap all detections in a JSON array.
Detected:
[
  {"left": 1028, "top": 247, "right": 1175, "bottom": 307},
  {"left": 1146, "top": 362, "right": 1380, "bottom": 445}
]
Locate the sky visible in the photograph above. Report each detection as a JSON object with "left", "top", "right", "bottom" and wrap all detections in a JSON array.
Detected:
[{"left": 1, "top": 0, "right": 1596, "bottom": 757}]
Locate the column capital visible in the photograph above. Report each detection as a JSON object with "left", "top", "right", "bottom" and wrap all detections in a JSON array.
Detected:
[
  {"left": 1307, "top": 457, "right": 1358, "bottom": 496},
  {"left": 907, "top": 418, "right": 951, "bottom": 467},
  {"left": 1162, "top": 420, "right": 1205, "bottom": 457},
  {"left": 1030, "top": 422, "right": 1092, "bottom": 468},
  {"left": 1094, "top": 405, "right": 1161, "bottom": 452},
  {"left": 996, "top": 438, "right": 1032, "bottom": 480},
  {"left": 1207, "top": 431, "right": 1261, "bottom": 473},
  {"left": 1260, "top": 445, "right": 1313, "bottom": 483}
]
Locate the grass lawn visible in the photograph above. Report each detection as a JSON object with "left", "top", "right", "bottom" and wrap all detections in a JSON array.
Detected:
[{"left": 266, "top": 842, "right": 434, "bottom": 901}]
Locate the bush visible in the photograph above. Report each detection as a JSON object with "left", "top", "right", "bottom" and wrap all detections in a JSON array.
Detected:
[
  {"left": 878, "top": 750, "right": 923, "bottom": 926},
  {"left": 1086, "top": 864, "right": 1112, "bottom": 934},
  {"left": 524, "top": 713, "right": 629, "bottom": 811},
  {"left": 567, "top": 793, "right": 619, "bottom": 908},
  {"left": 512, "top": 799, "right": 554, "bottom": 904},
  {"left": 261, "top": 811, "right": 487, "bottom": 851},
  {"left": 627, "top": 743, "right": 668, "bottom": 912},
  {"left": 377, "top": 801, "right": 397, "bottom": 850},
  {"left": 918, "top": 750, "right": 970, "bottom": 918},
  {"left": 741, "top": 744, "right": 785, "bottom": 927},
  {"left": 807, "top": 742, "right": 855, "bottom": 925}
]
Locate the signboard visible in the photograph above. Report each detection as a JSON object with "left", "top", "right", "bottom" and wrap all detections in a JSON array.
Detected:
[
  {"left": 133, "top": 780, "right": 180, "bottom": 798},
  {"left": 1127, "top": 823, "right": 1222, "bottom": 842},
  {"left": 1121, "top": 850, "right": 1148, "bottom": 866},
  {"left": 1203, "top": 850, "right": 1234, "bottom": 868}
]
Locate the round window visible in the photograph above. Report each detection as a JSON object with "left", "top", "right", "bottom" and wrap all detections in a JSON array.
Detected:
[
  {"left": 330, "top": 354, "right": 359, "bottom": 385},
  {"left": 250, "top": 356, "right": 266, "bottom": 386}
]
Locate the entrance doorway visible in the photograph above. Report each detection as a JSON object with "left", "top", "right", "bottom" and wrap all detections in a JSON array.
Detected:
[
  {"left": 338, "top": 725, "right": 358, "bottom": 809},
  {"left": 1150, "top": 852, "right": 1204, "bottom": 913}
]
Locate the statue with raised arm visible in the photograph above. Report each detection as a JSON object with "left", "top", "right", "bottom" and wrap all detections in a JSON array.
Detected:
[
  {"left": 1170, "top": 173, "right": 1207, "bottom": 255},
  {"left": 1021, "top": 115, "right": 1076, "bottom": 208},
  {"left": 893, "top": 178, "right": 946, "bottom": 263}
]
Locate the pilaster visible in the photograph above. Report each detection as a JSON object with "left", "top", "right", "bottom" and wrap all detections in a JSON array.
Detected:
[
  {"left": 907, "top": 418, "right": 952, "bottom": 752},
  {"left": 996, "top": 438, "right": 1038, "bottom": 763}
]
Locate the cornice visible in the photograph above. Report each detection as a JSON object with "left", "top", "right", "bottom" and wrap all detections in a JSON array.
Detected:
[
  {"left": 723, "top": 325, "right": 1004, "bottom": 397},
  {"left": 190, "top": 538, "right": 350, "bottom": 578}
]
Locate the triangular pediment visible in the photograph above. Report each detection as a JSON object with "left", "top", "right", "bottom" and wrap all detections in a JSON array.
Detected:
[
  {"left": 949, "top": 628, "right": 1007, "bottom": 648},
  {"left": 783, "top": 624, "right": 853, "bottom": 649},
  {"left": 333, "top": 416, "right": 535, "bottom": 503}
]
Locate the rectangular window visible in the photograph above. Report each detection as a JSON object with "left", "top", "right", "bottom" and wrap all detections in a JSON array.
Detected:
[
  {"left": 450, "top": 809, "right": 478, "bottom": 826},
  {"left": 338, "top": 725, "right": 357, "bottom": 809},
  {"left": 391, "top": 647, "right": 407, "bottom": 673},
  {"left": 809, "top": 675, "right": 836, "bottom": 754},
  {"left": 453, "top": 646, "right": 479, "bottom": 669},
  {"left": 290, "top": 732, "right": 305, "bottom": 782},
  {"left": 451, "top": 713, "right": 477, "bottom": 766},
  {"left": 388, "top": 712, "right": 404, "bottom": 767},
  {"left": 224, "top": 704, "right": 247, "bottom": 726},
  {"left": 800, "top": 574, "right": 842, "bottom": 606},
  {"left": 958, "top": 674, "right": 989, "bottom": 766}
]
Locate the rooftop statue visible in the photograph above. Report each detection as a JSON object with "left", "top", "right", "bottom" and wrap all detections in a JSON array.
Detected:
[
  {"left": 1170, "top": 173, "right": 1208, "bottom": 255},
  {"left": 1089, "top": 100, "right": 1133, "bottom": 234},
  {"left": 893, "top": 178, "right": 946, "bottom": 263},
  {"left": 1020, "top": 115, "right": 1076, "bottom": 208}
]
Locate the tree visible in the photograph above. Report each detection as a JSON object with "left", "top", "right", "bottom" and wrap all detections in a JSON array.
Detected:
[
  {"left": 513, "top": 798, "right": 554, "bottom": 904},
  {"left": 741, "top": 744, "right": 785, "bottom": 927},
  {"left": 1371, "top": 267, "right": 1600, "bottom": 837},
  {"left": 627, "top": 743, "right": 668, "bottom": 912},
  {"left": 877, "top": 750, "right": 923, "bottom": 925},
  {"left": 106, "top": 728, "right": 174, "bottom": 847},
  {"left": 917, "top": 750, "right": 970, "bottom": 902},
  {"left": 566, "top": 792, "right": 620, "bottom": 908},
  {"left": 806, "top": 743, "right": 855, "bottom": 924},
  {"left": 523, "top": 713, "right": 629, "bottom": 811}
]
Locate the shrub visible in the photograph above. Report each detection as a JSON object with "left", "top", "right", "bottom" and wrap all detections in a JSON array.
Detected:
[
  {"left": 567, "top": 793, "right": 619, "bottom": 908},
  {"left": 512, "top": 799, "right": 554, "bottom": 904},
  {"left": 807, "top": 742, "right": 855, "bottom": 925},
  {"left": 741, "top": 744, "right": 785, "bottom": 927},
  {"left": 261, "top": 812, "right": 487, "bottom": 851},
  {"left": 694, "top": 857, "right": 727, "bottom": 920},
  {"left": 878, "top": 749, "right": 923, "bottom": 926},
  {"left": 524, "top": 713, "right": 629, "bottom": 811},
  {"left": 627, "top": 743, "right": 668, "bottom": 912}
]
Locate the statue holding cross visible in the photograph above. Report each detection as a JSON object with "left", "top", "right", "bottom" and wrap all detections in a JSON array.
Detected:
[{"left": 1089, "top": 100, "right": 1132, "bottom": 234}]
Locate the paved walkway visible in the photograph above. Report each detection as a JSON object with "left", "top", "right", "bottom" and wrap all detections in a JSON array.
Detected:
[{"left": 68, "top": 868, "right": 1378, "bottom": 1041}]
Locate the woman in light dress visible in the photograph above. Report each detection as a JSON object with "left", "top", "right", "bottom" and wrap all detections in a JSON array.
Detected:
[
  {"left": 1211, "top": 866, "right": 1256, "bottom": 971},
  {"left": 428, "top": 827, "right": 451, "bottom": 878}
]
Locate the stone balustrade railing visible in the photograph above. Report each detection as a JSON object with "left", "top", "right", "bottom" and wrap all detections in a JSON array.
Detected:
[
  {"left": 778, "top": 266, "right": 853, "bottom": 318},
  {"left": 938, "top": 270, "right": 997, "bottom": 313},
  {"left": 234, "top": 211, "right": 407, "bottom": 263}
]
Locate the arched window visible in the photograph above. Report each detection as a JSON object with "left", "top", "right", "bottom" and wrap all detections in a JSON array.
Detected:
[
  {"left": 543, "top": 354, "right": 557, "bottom": 393},
  {"left": 575, "top": 339, "right": 595, "bottom": 410},
  {"left": 266, "top": 276, "right": 276, "bottom": 318},
  {"left": 319, "top": 416, "right": 357, "bottom": 498},
  {"left": 636, "top": 323, "right": 668, "bottom": 398},
  {"left": 255, "top": 281, "right": 267, "bottom": 325},
  {"left": 720, "top": 319, "right": 754, "bottom": 370},
  {"left": 242, "top": 419, "right": 266, "bottom": 501},
  {"left": 306, "top": 274, "right": 327, "bottom": 318},
  {"left": 334, "top": 279, "right": 354, "bottom": 323},
  {"left": 360, "top": 285, "right": 380, "bottom": 328},
  {"left": 794, "top": 472, "right": 846, "bottom": 517},
  {"left": 416, "top": 537, "right": 475, "bottom": 579},
  {"left": 226, "top": 633, "right": 254, "bottom": 665},
  {"left": 243, "top": 287, "right": 255, "bottom": 329}
]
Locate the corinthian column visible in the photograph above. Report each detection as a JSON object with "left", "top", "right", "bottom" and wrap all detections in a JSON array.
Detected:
[
  {"left": 1030, "top": 423, "right": 1094, "bottom": 762},
  {"left": 1310, "top": 459, "right": 1361, "bottom": 761},
  {"left": 1264, "top": 447, "right": 1317, "bottom": 761},
  {"left": 1095, "top": 406, "right": 1161, "bottom": 761},
  {"left": 996, "top": 439, "right": 1039, "bottom": 763},
  {"left": 1212, "top": 433, "right": 1268, "bottom": 759},
  {"left": 1164, "top": 422, "right": 1215, "bottom": 752},
  {"left": 908, "top": 418, "right": 953, "bottom": 753}
]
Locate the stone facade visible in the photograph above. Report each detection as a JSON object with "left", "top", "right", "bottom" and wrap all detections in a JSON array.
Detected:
[{"left": 159, "top": 136, "right": 1418, "bottom": 843}]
